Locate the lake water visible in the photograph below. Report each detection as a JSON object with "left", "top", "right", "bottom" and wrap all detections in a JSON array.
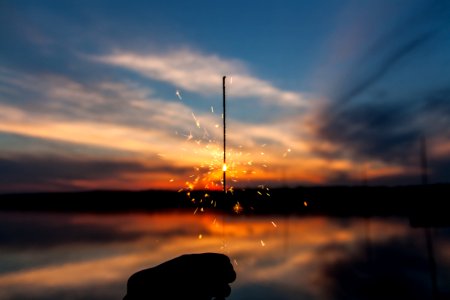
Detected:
[{"left": 1, "top": 211, "right": 449, "bottom": 299}]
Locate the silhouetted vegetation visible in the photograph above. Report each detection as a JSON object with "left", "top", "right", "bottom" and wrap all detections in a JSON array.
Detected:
[{"left": 1, "top": 185, "right": 449, "bottom": 226}]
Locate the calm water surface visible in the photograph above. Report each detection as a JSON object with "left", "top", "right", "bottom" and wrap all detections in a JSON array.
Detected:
[{"left": 1, "top": 211, "right": 449, "bottom": 299}]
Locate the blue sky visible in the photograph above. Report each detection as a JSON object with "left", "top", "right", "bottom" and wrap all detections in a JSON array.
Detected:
[{"left": 1, "top": 0, "right": 450, "bottom": 192}]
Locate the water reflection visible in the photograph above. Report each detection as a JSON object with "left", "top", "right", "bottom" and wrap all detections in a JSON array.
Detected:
[{"left": 0, "top": 212, "right": 449, "bottom": 299}]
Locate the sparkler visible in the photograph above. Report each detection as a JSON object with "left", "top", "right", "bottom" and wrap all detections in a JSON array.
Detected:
[
  {"left": 223, "top": 76, "right": 227, "bottom": 196},
  {"left": 177, "top": 76, "right": 272, "bottom": 215}
]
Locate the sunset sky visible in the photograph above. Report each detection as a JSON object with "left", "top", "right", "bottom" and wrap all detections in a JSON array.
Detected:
[{"left": 1, "top": 0, "right": 450, "bottom": 193}]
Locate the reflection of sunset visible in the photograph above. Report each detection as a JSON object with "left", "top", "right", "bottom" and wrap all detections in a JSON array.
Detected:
[{"left": 1, "top": 212, "right": 430, "bottom": 300}]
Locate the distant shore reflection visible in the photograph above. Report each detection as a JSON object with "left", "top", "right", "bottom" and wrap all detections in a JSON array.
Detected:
[{"left": 0, "top": 211, "right": 449, "bottom": 299}]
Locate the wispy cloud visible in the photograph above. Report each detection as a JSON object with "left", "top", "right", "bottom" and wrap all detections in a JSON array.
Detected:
[
  {"left": 0, "top": 68, "right": 318, "bottom": 190},
  {"left": 92, "top": 49, "right": 306, "bottom": 107}
]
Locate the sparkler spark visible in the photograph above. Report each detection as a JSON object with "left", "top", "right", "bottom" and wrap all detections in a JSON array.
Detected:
[
  {"left": 191, "top": 112, "right": 200, "bottom": 128},
  {"left": 233, "top": 201, "right": 243, "bottom": 214},
  {"left": 186, "top": 131, "right": 193, "bottom": 141},
  {"left": 175, "top": 89, "right": 182, "bottom": 100},
  {"left": 283, "top": 148, "right": 292, "bottom": 157},
  {"left": 176, "top": 75, "right": 272, "bottom": 215}
]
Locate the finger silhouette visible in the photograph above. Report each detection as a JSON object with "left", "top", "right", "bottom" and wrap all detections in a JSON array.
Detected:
[{"left": 124, "top": 253, "right": 236, "bottom": 300}]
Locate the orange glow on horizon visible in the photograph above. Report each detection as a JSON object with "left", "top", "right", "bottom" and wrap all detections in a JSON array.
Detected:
[{"left": 0, "top": 101, "right": 419, "bottom": 192}]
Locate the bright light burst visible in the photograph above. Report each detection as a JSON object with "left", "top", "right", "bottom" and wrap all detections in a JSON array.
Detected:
[
  {"left": 175, "top": 82, "right": 271, "bottom": 213},
  {"left": 233, "top": 201, "right": 243, "bottom": 214}
]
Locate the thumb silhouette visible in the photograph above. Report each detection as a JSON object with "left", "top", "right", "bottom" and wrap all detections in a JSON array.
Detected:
[{"left": 124, "top": 253, "right": 236, "bottom": 300}]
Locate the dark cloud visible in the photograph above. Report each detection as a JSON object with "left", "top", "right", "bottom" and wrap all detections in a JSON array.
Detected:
[
  {"left": 0, "top": 155, "right": 191, "bottom": 192},
  {"left": 0, "top": 131, "right": 135, "bottom": 157},
  {"left": 423, "top": 89, "right": 450, "bottom": 132},
  {"left": 318, "top": 99, "right": 421, "bottom": 164},
  {"left": 317, "top": 88, "right": 450, "bottom": 161},
  {"left": 314, "top": 2, "right": 450, "bottom": 184}
]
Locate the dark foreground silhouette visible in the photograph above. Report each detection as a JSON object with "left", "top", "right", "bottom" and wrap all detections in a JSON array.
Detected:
[
  {"left": 2, "top": 185, "right": 449, "bottom": 224},
  {"left": 123, "top": 253, "right": 236, "bottom": 300}
]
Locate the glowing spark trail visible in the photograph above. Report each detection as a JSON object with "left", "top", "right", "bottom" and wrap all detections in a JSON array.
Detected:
[
  {"left": 177, "top": 75, "right": 271, "bottom": 214},
  {"left": 175, "top": 90, "right": 182, "bottom": 100},
  {"left": 191, "top": 112, "right": 200, "bottom": 128},
  {"left": 233, "top": 201, "right": 243, "bottom": 214}
]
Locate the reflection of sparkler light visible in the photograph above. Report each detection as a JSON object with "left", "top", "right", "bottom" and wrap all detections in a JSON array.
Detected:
[{"left": 233, "top": 201, "right": 243, "bottom": 214}]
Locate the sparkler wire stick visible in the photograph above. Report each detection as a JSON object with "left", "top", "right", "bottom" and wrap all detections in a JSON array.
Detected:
[{"left": 223, "top": 76, "right": 227, "bottom": 196}]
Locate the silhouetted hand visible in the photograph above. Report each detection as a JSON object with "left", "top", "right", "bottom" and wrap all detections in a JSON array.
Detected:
[{"left": 123, "top": 253, "right": 236, "bottom": 300}]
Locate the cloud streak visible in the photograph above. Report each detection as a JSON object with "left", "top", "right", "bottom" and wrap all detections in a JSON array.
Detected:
[
  {"left": 308, "top": 5, "right": 450, "bottom": 183},
  {"left": 0, "top": 67, "right": 335, "bottom": 190},
  {"left": 93, "top": 49, "right": 306, "bottom": 107},
  {"left": 0, "top": 155, "right": 190, "bottom": 187},
  {"left": 333, "top": 31, "right": 435, "bottom": 105}
]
